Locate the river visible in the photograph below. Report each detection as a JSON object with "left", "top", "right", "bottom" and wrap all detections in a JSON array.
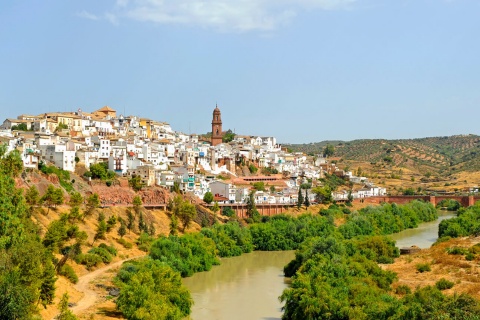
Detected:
[
  {"left": 389, "top": 210, "right": 457, "bottom": 248},
  {"left": 183, "top": 211, "right": 456, "bottom": 320},
  {"left": 182, "top": 250, "right": 295, "bottom": 320}
]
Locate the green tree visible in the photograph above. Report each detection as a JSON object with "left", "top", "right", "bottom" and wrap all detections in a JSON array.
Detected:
[
  {"left": 323, "top": 144, "right": 335, "bottom": 157},
  {"left": 56, "top": 293, "right": 78, "bottom": 320},
  {"left": 68, "top": 191, "right": 83, "bottom": 207},
  {"left": 115, "top": 259, "right": 193, "bottom": 320},
  {"left": 132, "top": 195, "right": 142, "bottom": 216},
  {"left": 106, "top": 215, "right": 117, "bottom": 232},
  {"left": 252, "top": 181, "right": 265, "bottom": 191},
  {"left": 312, "top": 186, "right": 333, "bottom": 204},
  {"left": 127, "top": 209, "right": 135, "bottom": 234},
  {"left": 304, "top": 189, "right": 310, "bottom": 208},
  {"left": 118, "top": 220, "right": 127, "bottom": 238},
  {"left": 85, "top": 193, "right": 100, "bottom": 217},
  {"left": 0, "top": 143, "right": 55, "bottom": 319},
  {"left": 128, "top": 175, "right": 143, "bottom": 192},
  {"left": 297, "top": 188, "right": 304, "bottom": 209},
  {"left": 169, "top": 213, "right": 179, "bottom": 236},
  {"left": 203, "top": 191, "right": 214, "bottom": 204},
  {"left": 222, "top": 129, "right": 235, "bottom": 143},
  {"left": 89, "top": 162, "right": 107, "bottom": 180},
  {"left": 178, "top": 201, "right": 197, "bottom": 232},
  {"left": 0, "top": 145, "right": 23, "bottom": 177},
  {"left": 41, "top": 185, "right": 58, "bottom": 215},
  {"left": 25, "top": 185, "right": 40, "bottom": 206},
  {"left": 246, "top": 191, "right": 259, "bottom": 221},
  {"left": 38, "top": 260, "right": 57, "bottom": 308},
  {"left": 212, "top": 201, "right": 220, "bottom": 214}
]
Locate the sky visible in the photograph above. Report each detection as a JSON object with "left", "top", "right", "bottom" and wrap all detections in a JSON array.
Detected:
[{"left": 1, "top": 0, "right": 480, "bottom": 143}]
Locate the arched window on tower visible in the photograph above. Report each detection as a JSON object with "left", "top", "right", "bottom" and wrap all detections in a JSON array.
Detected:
[{"left": 216, "top": 128, "right": 219, "bottom": 135}]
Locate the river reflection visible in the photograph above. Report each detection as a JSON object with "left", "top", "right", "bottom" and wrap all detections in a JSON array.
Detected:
[
  {"left": 182, "top": 250, "right": 295, "bottom": 320},
  {"left": 390, "top": 211, "right": 457, "bottom": 249}
]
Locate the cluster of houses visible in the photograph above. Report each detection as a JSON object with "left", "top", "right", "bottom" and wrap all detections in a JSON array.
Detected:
[{"left": 0, "top": 106, "right": 387, "bottom": 205}]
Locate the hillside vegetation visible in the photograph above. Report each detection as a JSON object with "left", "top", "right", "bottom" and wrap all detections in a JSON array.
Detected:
[
  {"left": 288, "top": 135, "right": 480, "bottom": 174},
  {"left": 287, "top": 135, "right": 480, "bottom": 194}
]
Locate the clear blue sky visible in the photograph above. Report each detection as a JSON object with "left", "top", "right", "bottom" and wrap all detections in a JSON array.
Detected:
[{"left": 1, "top": 0, "right": 479, "bottom": 143}]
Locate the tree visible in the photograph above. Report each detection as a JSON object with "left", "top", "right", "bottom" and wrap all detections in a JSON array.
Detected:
[
  {"left": 25, "top": 185, "right": 40, "bottom": 206},
  {"left": 171, "top": 181, "right": 181, "bottom": 194},
  {"left": 179, "top": 201, "right": 197, "bottom": 232},
  {"left": 323, "top": 144, "right": 335, "bottom": 157},
  {"left": 85, "top": 193, "right": 100, "bottom": 216},
  {"left": 347, "top": 190, "right": 354, "bottom": 204},
  {"left": 118, "top": 220, "right": 127, "bottom": 238},
  {"left": 89, "top": 162, "right": 108, "bottom": 180},
  {"left": 297, "top": 188, "right": 304, "bottom": 209},
  {"left": 93, "top": 220, "right": 107, "bottom": 245},
  {"left": 203, "top": 191, "right": 214, "bottom": 204},
  {"left": 128, "top": 174, "right": 143, "bottom": 192},
  {"left": 304, "top": 189, "right": 310, "bottom": 208},
  {"left": 132, "top": 195, "right": 142, "bottom": 216},
  {"left": 68, "top": 191, "right": 83, "bottom": 207},
  {"left": 38, "top": 260, "right": 57, "bottom": 308},
  {"left": 212, "top": 201, "right": 220, "bottom": 214},
  {"left": 169, "top": 213, "right": 179, "bottom": 236},
  {"left": 222, "top": 129, "right": 235, "bottom": 143},
  {"left": 312, "top": 186, "right": 333, "bottom": 204},
  {"left": 56, "top": 293, "right": 78, "bottom": 320},
  {"left": 0, "top": 143, "right": 56, "bottom": 319},
  {"left": 115, "top": 260, "right": 192, "bottom": 320},
  {"left": 0, "top": 145, "right": 23, "bottom": 177},
  {"left": 106, "top": 215, "right": 117, "bottom": 232},
  {"left": 252, "top": 181, "right": 265, "bottom": 191},
  {"left": 41, "top": 185, "right": 61, "bottom": 215},
  {"left": 138, "top": 212, "right": 147, "bottom": 233},
  {"left": 148, "top": 221, "right": 156, "bottom": 236},
  {"left": 246, "top": 191, "right": 259, "bottom": 221},
  {"left": 127, "top": 209, "right": 135, "bottom": 233}
]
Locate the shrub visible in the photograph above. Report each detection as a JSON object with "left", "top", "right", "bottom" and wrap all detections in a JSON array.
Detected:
[
  {"left": 58, "top": 265, "right": 78, "bottom": 284},
  {"left": 395, "top": 285, "right": 411, "bottom": 295},
  {"left": 465, "top": 252, "right": 475, "bottom": 261},
  {"left": 88, "top": 247, "right": 113, "bottom": 264},
  {"left": 117, "top": 238, "right": 133, "bottom": 249},
  {"left": 446, "top": 247, "right": 468, "bottom": 255},
  {"left": 99, "top": 243, "right": 118, "bottom": 256},
  {"left": 75, "top": 253, "right": 103, "bottom": 270},
  {"left": 435, "top": 278, "right": 454, "bottom": 290},
  {"left": 416, "top": 263, "right": 431, "bottom": 273}
]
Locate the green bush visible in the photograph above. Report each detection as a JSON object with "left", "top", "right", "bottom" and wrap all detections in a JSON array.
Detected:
[
  {"left": 395, "top": 285, "right": 411, "bottom": 295},
  {"left": 435, "top": 278, "right": 454, "bottom": 290},
  {"left": 416, "top": 263, "right": 431, "bottom": 273},
  {"left": 88, "top": 247, "right": 113, "bottom": 264},
  {"left": 117, "top": 238, "right": 133, "bottom": 249},
  {"left": 446, "top": 247, "right": 468, "bottom": 255},
  {"left": 98, "top": 243, "right": 118, "bottom": 256},
  {"left": 466, "top": 252, "right": 475, "bottom": 261},
  {"left": 75, "top": 253, "right": 103, "bottom": 270},
  {"left": 58, "top": 265, "right": 78, "bottom": 284}
]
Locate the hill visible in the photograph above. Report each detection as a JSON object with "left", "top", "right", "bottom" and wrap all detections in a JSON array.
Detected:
[{"left": 286, "top": 134, "right": 480, "bottom": 194}]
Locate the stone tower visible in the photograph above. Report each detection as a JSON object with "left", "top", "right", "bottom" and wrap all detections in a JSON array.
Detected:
[{"left": 211, "top": 105, "right": 223, "bottom": 146}]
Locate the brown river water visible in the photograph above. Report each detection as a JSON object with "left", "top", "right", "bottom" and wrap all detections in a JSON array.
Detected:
[{"left": 183, "top": 211, "right": 456, "bottom": 320}]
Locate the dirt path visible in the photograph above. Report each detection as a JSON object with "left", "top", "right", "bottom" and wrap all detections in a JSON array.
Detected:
[{"left": 71, "top": 254, "right": 146, "bottom": 316}]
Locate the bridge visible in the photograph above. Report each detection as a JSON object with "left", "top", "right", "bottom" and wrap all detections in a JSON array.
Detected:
[{"left": 354, "top": 195, "right": 479, "bottom": 208}]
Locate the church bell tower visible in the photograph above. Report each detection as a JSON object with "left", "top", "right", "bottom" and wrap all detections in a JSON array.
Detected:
[{"left": 211, "top": 105, "right": 223, "bottom": 146}]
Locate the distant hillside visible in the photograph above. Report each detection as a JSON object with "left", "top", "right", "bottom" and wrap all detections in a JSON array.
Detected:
[{"left": 287, "top": 134, "right": 480, "bottom": 176}]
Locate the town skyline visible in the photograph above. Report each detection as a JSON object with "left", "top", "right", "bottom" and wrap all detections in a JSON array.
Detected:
[{"left": 1, "top": 1, "right": 480, "bottom": 143}]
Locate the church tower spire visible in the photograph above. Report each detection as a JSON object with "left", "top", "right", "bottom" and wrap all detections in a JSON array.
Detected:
[{"left": 211, "top": 105, "right": 223, "bottom": 146}]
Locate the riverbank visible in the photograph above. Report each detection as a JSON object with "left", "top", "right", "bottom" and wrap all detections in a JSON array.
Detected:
[{"left": 385, "top": 236, "right": 480, "bottom": 300}]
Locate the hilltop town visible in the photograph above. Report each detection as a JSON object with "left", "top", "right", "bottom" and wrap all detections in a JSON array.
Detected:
[{"left": 0, "top": 105, "right": 386, "bottom": 206}]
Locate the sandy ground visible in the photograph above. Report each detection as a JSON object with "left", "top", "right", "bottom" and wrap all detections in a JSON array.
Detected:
[{"left": 384, "top": 236, "right": 480, "bottom": 299}]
